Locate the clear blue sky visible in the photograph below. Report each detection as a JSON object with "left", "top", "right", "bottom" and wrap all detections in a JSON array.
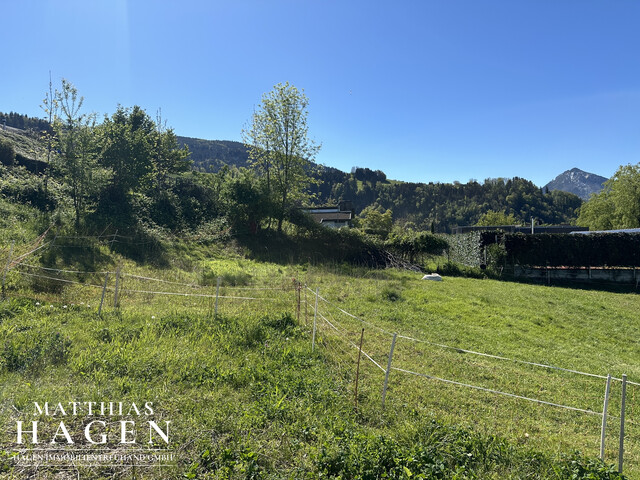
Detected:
[{"left": 2, "top": 0, "right": 639, "bottom": 187}]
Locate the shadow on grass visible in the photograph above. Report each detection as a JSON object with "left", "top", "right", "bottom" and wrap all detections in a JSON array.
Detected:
[{"left": 234, "top": 228, "right": 387, "bottom": 268}]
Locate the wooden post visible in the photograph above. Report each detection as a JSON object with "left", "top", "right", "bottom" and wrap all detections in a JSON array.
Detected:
[
  {"left": 312, "top": 288, "right": 319, "bottom": 352},
  {"left": 382, "top": 333, "right": 398, "bottom": 408},
  {"left": 619, "top": 374, "right": 628, "bottom": 474},
  {"left": 600, "top": 374, "right": 612, "bottom": 461},
  {"left": 110, "top": 230, "right": 118, "bottom": 253},
  {"left": 113, "top": 267, "right": 121, "bottom": 308},
  {"left": 214, "top": 277, "right": 221, "bottom": 316},
  {"left": 2, "top": 241, "right": 15, "bottom": 299},
  {"left": 98, "top": 272, "right": 109, "bottom": 316},
  {"left": 354, "top": 328, "right": 365, "bottom": 411}
]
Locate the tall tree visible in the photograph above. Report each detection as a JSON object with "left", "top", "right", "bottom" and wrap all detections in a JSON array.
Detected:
[
  {"left": 578, "top": 163, "right": 640, "bottom": 230},
  {"left": 52, "top": 79, "right": 110, "bottom": 229},
  {"left": 243, "top": 82, "right": 321, "bottom": 231},
  {"left": 40, "top": 72, "right": 59, "bottom": 208}
]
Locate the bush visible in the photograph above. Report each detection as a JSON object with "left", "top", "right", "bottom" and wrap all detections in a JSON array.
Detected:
[
  {"left": 1, "top": 330, "right": 71, "bottom": 372},
  {"left": 500, "top": 233, "right": 640, "bottom": 267},
  {"left": 0, "top": 138, "right": 15, "bottom": 166}
]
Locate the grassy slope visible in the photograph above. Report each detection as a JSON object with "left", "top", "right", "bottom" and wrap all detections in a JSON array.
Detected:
[{"left": 0, "top": 233, "right": 634, "bottom": 478}]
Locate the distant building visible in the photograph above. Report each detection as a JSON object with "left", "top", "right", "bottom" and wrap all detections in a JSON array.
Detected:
[
  {"left": 305, "top": 201, "right": 353, "bottom": 229},
  {"left": 452, "top": 225, "right": 589, "bottom": 235}
]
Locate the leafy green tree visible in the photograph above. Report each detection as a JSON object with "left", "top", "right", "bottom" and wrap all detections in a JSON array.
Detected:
[
  {"left": 356, "top": 206, "right": 393, "bottom": 239},
  {"left": 476, "top": 210, "right": 518, "bottom": 226},
  {"left": 578, "top": 163, "right": 640, "bottom": 230},
  {"left": 243, "top": 82, "right": 321, "bottom": 232},
  {"left": 98, "top": 105, "right": 156, "bottom": 194},
  {"left": 52, "top": 79, "right": 110, "bottom": 229}
]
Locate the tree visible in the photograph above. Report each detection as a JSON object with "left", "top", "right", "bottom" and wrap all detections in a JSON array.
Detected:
[
  {"left": 243, "top": 82, "right": 321, "bottom": 232},
  {"left": 476, "top": 210, "right": 518, "bottom": 226},
  {"left": 41, "top": 72, "right": 59, "bottom": 208},
  {"left": 578, "top": 163, "right": 640, "bottom": 230},
  {"left": 52, "top": 79, "right": 110, "bottom": 229},
  {"left": 356, "top": 206, "right": 393, "bottom": 239}
]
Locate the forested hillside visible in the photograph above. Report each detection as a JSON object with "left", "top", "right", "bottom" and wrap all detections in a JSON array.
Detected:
[{"left": 176, "top": 137, "right": 582, "bottom": 231}]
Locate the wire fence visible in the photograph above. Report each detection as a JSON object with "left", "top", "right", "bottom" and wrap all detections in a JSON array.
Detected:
[
  {"left": 1, "top": 235, "right": 299, "bottom": 319},
  {"left": 304, "top": 285, "right": 638, "bottom": 474},
  {"left": 1, "top": 233, "right": 638, "bottom": 473}
]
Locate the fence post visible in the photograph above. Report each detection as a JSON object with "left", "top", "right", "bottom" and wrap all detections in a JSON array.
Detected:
[
  {"left": 113, "top": 267, "right": 121, "bottom": 308},
  {"left": 98, "top": 272, "right": 109, "bottom": 316},
  {"left": 619, "top": 374, "right": 627, "bottom": 474},
  {"left": 600, "top": 374, "right": 612, "bottom": 461},
  {"left": 296, "top": 281, "right": 301, "bottom": 322},
  {"left": 382, "top": 333, "right": 398, "bottom": 408},
  {"left": 312, "top": 288, "right": 319, "bottom": 352},
  {"left": 2, "top": 241, "right": 15, "bottom": 299},
  {"left": 214, "top": 277, "right": 221, "bottom": 316},
  {"left": 110, "top": 230, "right": 118, "bottom": 253},
  {"left": 304, "top": 284, "right": 308, "bottom": 324},
  {"left": 354, "top": 328, "right": 365, "bottom": 411}
]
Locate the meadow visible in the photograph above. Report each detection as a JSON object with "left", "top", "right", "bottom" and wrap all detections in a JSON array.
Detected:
[{"left": 0, "top": 234, "right": 636, "bottom": 479}]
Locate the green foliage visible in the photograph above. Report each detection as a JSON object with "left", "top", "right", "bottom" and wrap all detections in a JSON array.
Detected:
[
  {"left": 317, "top": 423, "right": 624, "bottom": 479},
  {"left": 52, "top": 79, "right": 112, "bottom": 228},
  {"left": 476, "top": 209, "right": 519, "bottom": 226},
  {"left": 578, "top": 163, "right": 640, "bottom": 230},
  {"left": 0, "top": 137, "right": 15, "bottom": 166},
  {"left": 313, "top": 175, "right": 581, "bottom": 233},
  {"left": 1, "top": 327, "right": 71, "bottom": 373},
  {"left": 243, "top": 82, "right": 321, "bottom": 231},
  {"left": 500, "top": 232, "right": 640, "bottom": 267},
  {"left": 386, "top": 227, "right": 449, "bottom": 264},
  {"left": 0, "top": 165, "right": 60, "bottom": 211},
  {"left": 357, "top": 205, "right": 394, "bottom": 239}
]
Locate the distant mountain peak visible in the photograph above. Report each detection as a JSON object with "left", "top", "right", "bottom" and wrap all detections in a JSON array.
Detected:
[{"left": 544, "top": 168, "right": 607, "bottom": 200}]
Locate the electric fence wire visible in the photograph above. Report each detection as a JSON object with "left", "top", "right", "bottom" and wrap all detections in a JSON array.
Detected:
[
  {"left": 391, "top": 366, "right": 607, "bottom": 417},
  {"left": 316, "top": 311, "right": 386, "bottom": 373},
  {"left": 15, "top": 262, "right": 113, "bottom": 275},
  {"left": 14, "top": 270, "right": 105, "bottom": 289},
  {"left": 307, "top": 285, "right": 640, "bottom": 387}
]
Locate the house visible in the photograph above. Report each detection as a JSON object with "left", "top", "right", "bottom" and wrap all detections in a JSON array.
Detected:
[{"left": 305, "top": 201, "right": 353, "bottom": 229}]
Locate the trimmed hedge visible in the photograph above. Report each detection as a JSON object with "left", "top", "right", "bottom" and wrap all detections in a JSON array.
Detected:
[{"left": 487, "top": 233, "right": 640, "bottom": 267}]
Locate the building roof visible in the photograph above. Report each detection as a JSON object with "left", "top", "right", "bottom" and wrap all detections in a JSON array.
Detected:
[{"left": 309, "top": 212, "right": 352, "bottom": 223}]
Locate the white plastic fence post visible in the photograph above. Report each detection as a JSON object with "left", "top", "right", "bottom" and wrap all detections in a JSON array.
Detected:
[
  {"left": 2, "top": 241, "right": 15, "bottom": 299},
  {"left": 214, "top": 277, "right": 221, "bottom": 316},
  {"left": 98, "top": 272, "right": 109, "bottom": 316},
  {"left": 113, "top": 267, "right": 121, "bottom": 308},
  {"left": 600, "top": 373, "right": 612, "bottom": 461},
  {"left": 304, "top": 285, "right": 308, "bottom": 324},
  {"left": 312, "top": 288, "right": 319, "bottom": 352},
  {"left": 382, "top": 333, "right": 398, "bottom": 408},
  {"left": 619, "top": 374, "right": 628, "bottom": 473}
]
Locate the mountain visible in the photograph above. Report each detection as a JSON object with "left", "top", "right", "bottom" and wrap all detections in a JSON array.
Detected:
[
  {"left": 176, "top": 136, "right": 250, "bottom": 172},
  {"left": 544, "top": 168, "right": 607, "bottom": 201}
]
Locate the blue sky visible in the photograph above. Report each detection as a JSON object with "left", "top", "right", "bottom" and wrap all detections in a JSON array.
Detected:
[{"left": 2, "top": 0, "right": 639, "bottom": 187}]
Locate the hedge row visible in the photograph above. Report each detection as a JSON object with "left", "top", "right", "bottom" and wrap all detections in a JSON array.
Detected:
[{"left": 483, "top": 232, "right": 640, "bottom": 267}]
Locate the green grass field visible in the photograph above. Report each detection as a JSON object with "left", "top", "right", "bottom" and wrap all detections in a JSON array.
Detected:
[{"left": 0, "top": 235, "right": 637, "bottom": 478}]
